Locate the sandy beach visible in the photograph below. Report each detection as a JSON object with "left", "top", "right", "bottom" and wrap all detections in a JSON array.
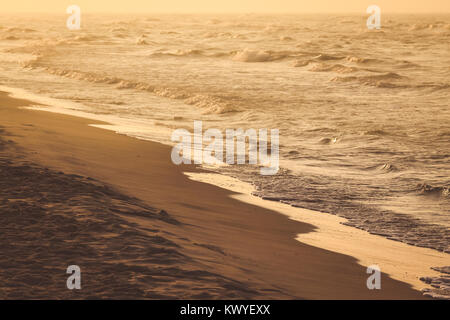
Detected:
[{"left": 1, "top": 90, "right": 445, "bottom": 299}]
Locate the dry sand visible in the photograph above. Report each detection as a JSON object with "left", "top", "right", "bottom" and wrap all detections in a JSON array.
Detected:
[{"left": 0, "top": 91, "right": 432, "bottom": 299}]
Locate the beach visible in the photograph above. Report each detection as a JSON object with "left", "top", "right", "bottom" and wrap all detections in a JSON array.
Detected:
[
  {"left": 2, "top": 13, "right": 448, "bottom": 254},
  {"left": 2, "top": 90, "right": 447, "bottom": 299}
]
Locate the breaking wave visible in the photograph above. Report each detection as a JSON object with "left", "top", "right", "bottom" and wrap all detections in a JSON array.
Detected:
[
  {"left": 309, "top": 63, "right": 359, "bottom": 73},
  {"left": 232, "top": 49, "right": 288, "bottom": 62},
  {"left": 22, "top": 60, "right": 238, "bottom": 114},
  {"left": 331, "top": 72, "right": 407, "bottom": 87},
  {"left": 417, "top": 184, "right": 450, "bottom": 199}
]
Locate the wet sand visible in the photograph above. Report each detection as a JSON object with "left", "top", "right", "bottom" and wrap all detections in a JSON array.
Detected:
[
  {"left": 185, "top": 172, "right": 449, "bottom": 296},
  {"left": 0, "top": 91, "right": 426, "bottom": 299}
]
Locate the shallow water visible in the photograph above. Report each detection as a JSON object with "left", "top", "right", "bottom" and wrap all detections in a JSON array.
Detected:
[{"left": 0, "top": 13, "right": 448, "bottom": 252}]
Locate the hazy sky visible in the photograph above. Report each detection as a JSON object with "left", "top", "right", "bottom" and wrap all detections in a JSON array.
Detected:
[{"left": 3, "top": 0, "right": 450, "bottom": 13}]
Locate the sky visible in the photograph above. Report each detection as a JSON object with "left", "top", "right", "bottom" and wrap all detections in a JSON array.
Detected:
[{"left": 2, "top": 0, "right": 450, "bottom": 13}]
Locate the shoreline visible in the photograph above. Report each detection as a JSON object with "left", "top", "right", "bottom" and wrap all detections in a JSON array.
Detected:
[
  {"left": 185, "top": 172, "right": 449, "bottom": 292},
  {"left": 0, "top": 90, "right": 435, "bottom": 299},
  {"left": 3, "top": 85, "right": 448, "bottom": 254}
]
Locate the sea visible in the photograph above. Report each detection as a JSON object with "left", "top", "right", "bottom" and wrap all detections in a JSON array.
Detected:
[{"left": 0, "top": 13, "right": 448, "bottom": 252}]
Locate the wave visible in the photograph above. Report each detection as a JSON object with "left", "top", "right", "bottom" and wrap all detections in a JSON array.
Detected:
[
  {"left": 396, "top": 60, "right": 421, "bottom": 69},
  {"left": 231, "top": 50, "right": 343, "bottom": 64},
  {"left": 294, "top": 53, "right": 362, "bottom": 69},
  {"left": 71, "top": 34, "right": 109, "bottom": 42},
  {"left": 312, "top": 53, "right": 344, "bottom": 61},
  {"left": 21, "top": 60, "right": 238, "bottom": 115},
  {"left": 331, "top": 72, "right": 406, "bottom": 88},
  {"left": 149, "top": 49, "right": 223, "bottom": 58},
  {"left": 292, "top": 59, "right": 310, "bottom": 67},
  {"left": 345, "top": 56, "right": 383, "bottom": 65},
  {"left": 366, "top": 163, "right": 399, "bottom": 173},
  {"left": 363, "top": 129, "right": 390, "bottom": 136},
  {"left": 149, "top": 48, "right": 296, "bottom": 62},
  {"left": 409, "top": 23, "right": 442, "bottom": 31},
  {"left": 319, "top": 137, "right": 338, "bottom": 145},
  {"left": 232, "top": 49, "right": 287, "bottom": 63},
  {"left": 202, "top": 31, "right": 247, "bottom": 39},
  {"left": 309, "top": 63, "right": 359, "bottom": 74},
  {"left": 417, "top": 184, "right": 450, "bottom": 199},
  {"left": 332, "top": 72, "right": 449, "bottom": 91},
  {"left": 416, "top": 83, "right": 450, "bottom": 92},
  {"left": 144, "top": 47, "right": 355, "bottom": 66},
  {"left": 136, "top": 35, "right": 161, "bottom": 46}
]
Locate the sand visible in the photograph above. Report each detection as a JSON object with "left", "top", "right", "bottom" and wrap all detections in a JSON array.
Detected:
[
  {"left": 0, "top": 91, "right": 433, "bottom": 299},
  {"left": 185, "top": 172, "right": 449, "bottom": 293}
]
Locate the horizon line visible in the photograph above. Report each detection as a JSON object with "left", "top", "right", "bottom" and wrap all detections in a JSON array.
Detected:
[{"left": 2, "top": 10, "right": 450, "bottom": 15}]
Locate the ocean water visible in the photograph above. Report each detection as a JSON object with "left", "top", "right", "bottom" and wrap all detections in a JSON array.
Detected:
[{"left": 0, "top": 13, "right": 449, "bottom": 252}]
